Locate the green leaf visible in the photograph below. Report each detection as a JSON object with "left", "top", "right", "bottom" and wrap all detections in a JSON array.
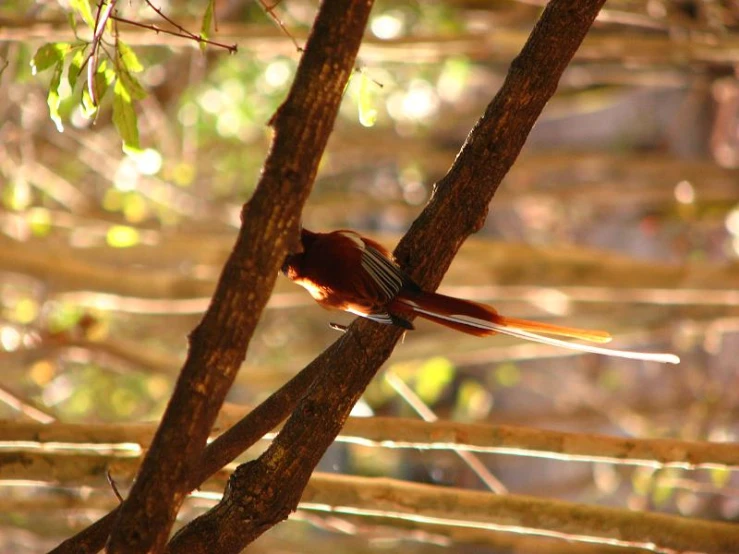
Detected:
[
  {"left": 200, "top": 0, "right": 216, "bottom": 53},
  {"left": 67, "top": 48, "right": 86, "bottom": 90},
  {"left": 70, "top": 0, "right": 95, "bottom": 30},
  {"left": 358, "top": 72, "right": 378, "bottom": 127},
  {"left": 94, "top": 61, "right": 116, "bottom": 102},
  {"left": 31, "top": 43, "right": 71, "bottom": 75},
  {"left": 81, "top": 60, "right": 116, "bottom": 114},
  {"left": 81, "top": 60, "right": 116, "bottom": 112},
  {"left": 117, "top": 66, "right": 147, "bottom": 100},
  {"left": 113, "top": 79, "right": 140, "bottom": 151},
  {"left": 47, "top": 61, "right": 65, "bottom": 132},
  {"left": 81, "top": 86, "right": 98, "bottom": 118},
  {"left": 118, "top": 41, "right": 143, "bottom": 73},
  {"left": 67, "top": 11, "right": 77, "bottom": 36}
]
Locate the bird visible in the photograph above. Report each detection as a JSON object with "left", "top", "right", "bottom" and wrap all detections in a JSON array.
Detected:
[{"left": 281, "top": 228, "right": 680, "bottom": 364}]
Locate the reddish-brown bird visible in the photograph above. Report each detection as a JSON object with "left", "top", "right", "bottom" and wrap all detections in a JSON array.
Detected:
[{"left": 282, "top": 229, "right": 679, "bottom": 364}]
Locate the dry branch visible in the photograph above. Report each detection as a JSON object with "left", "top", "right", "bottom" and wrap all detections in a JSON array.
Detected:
[
  {"left": 0, "top": 452, "right": 141, "bottom": 484},
  {"left": 5, "top": 450, "right": 738, "bottom": 554},
  {"left": 338, "top": 418, "right": 739, "bottom": 470},
  {"left": 301, "top": 473, "right": 739, "bottom": 554},
  {"left": 4, "top": 18, "right": 739, "bottom": 65},
  {"left": 4, "top": 418, "right": 739, "bottom": 470},
  {"left": 0, "top": 384, "right": 55, "bottom": 423},
  {"left": 0, "top": 234, "right": 215, "bottom": 299},
  {"left": 48, "top": 342, "right": 349, "bottom": 554}
]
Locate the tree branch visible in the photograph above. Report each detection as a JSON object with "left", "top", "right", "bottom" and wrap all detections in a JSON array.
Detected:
[
  {"left": 27, "top": 395, "right": 739, "bottom": 552},
  {"left": 5, "top": 18, "right": 739, "bottom": 65},
  {"left": 6, "top": 415, "right": 739, "bottom": 475},
  {"left": 9, "top": 454, "right": 739, "bottom": 553},
  {"left": 166, "top": 0, "right": 609, "bottom": 552},
  {"left": 48, "top": 347, "right": 345, "bottom": 554},
  {"left": 103, "top": 1, "right": 375, "bottom": 553},
  {"left": 300, "top": 473, "right": 739, "bottom": 554}
]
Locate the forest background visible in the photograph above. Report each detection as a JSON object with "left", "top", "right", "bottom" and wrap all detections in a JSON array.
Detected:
[{"left": 1, "top": 0, "right": 739, "bottom": 552}]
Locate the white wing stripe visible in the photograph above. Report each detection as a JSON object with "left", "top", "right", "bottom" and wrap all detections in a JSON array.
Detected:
[
  {"left": 347, "top": 306, "right": 394, "bottom": 325},
  {"left": 360, "top": 246, "right": 404, "bottom": 299},
  {"left": 366, "top": 248, "right": 403, "bottom": 289}
]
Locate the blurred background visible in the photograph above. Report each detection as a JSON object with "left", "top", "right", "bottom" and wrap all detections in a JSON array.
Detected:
[{"left": 1, "top": 0, "right": 738, "bottom": 552}]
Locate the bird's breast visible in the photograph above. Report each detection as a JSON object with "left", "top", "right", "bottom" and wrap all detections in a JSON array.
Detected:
[{"left": 294, "top": 277, "right": 329, "bottom": 302}]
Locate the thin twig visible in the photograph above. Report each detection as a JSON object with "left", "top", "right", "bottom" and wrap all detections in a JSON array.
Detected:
[
  {"left": 106, "top": 470, "right": 124, "bottom": 503},
  {"left": 87, "top": 0, "right": 117, "bottom": 106},
  {"left": 384, "top": 371, "right": 507, "bottom": 494},
  {"left": 110, "top": 15, "right": 237, "bottom": 52},
  {"left": 258, "top": 0, "right": 303, "bottom": 52},
  {"left": 144, "top": 0, "right": 199, "bottom": 39},
  {"left": 0, "top": 384, "right": 56, "bottom": 423},
  {"left": 140, "top": 0, "right": 236, "bottom": 52}
]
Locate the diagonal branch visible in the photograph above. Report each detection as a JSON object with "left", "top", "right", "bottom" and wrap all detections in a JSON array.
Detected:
[
  {"left": 103, "top": 2, "right": 375, "bottom": 553},
  {"left": 48, "top": 346, "right": 335, "bottom": 554},
  {"left": 166, "top": 0, "right": 609, "bottom": 552}
]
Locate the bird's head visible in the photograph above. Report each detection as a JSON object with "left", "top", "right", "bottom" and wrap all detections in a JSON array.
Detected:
[{"left": 281, "top": 228, "right": 319, "bottom": 276}]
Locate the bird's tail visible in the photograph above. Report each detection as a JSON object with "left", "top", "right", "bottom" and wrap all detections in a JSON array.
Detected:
[{"left": 394, "top": 291, "right": 679, "bottom": 364}]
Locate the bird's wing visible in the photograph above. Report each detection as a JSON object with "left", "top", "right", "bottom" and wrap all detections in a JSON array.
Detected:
[
  {"left": 334, "top": 230, "right": 405, "bottom": 302},
  {"left": 335, "top": 231, "right": 411, "bottom": 328},
  {"left": 359, "top": 241, "right": 405, "bottom": 301}
]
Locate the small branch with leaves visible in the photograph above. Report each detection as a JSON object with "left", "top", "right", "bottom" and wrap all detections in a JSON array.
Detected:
[
  {"left": 111, "top": 0, "right": 237, "bottom": 54},
  {"left": 29, "top": 0, "right": 235, "bottom": 152}
]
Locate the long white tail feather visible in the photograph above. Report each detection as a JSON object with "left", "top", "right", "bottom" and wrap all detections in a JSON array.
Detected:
[{"left": 409, "top": 307, "right": 680, "bottom": 364}]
